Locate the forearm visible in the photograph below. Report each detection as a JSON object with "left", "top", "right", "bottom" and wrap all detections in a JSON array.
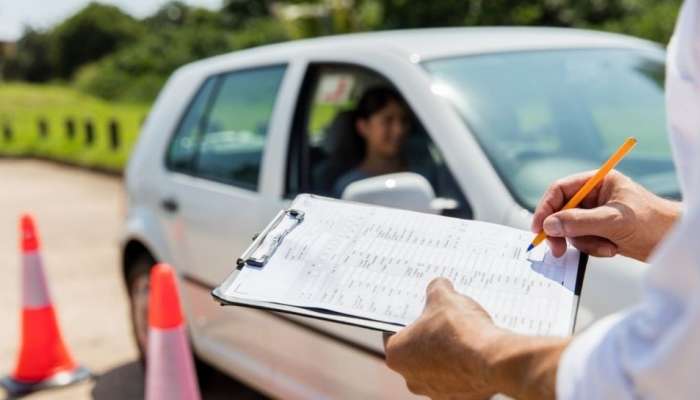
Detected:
[{"left": 485, "top": 331, "right": 570, "bottom": 400}]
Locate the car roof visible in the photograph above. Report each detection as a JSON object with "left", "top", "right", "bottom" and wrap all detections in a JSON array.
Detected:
[
  {"left": 205, "top": 27, "right": 663, "bottom": 64},
  {"left": 176, "top": 27, "right": 665, "bottom": 81}
]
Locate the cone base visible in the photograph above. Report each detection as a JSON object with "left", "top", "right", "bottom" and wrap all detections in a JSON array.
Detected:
[{"left": 1, "top": 366, "right": 91, "bottom": 397}]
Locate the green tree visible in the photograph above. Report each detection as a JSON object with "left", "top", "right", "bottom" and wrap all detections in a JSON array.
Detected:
[
  {"left": 144, "top": 1, "right": 190, "bottom": 27},
  {"left": 2, "top": 28, "right": 53, "bottom": 82},
  {"left": 75, "top": 25, "right": 230, "bottom": 101},
  {"left": 50, "top": 3, "right": 144, "bottom": 78},
  {"left": 75, "top": 1, "right": 291, "bottom": 102},
  {"left": 351, "top": 0, "right": 680, "bottom": 43},
  {"left": 145, "top": 1, "right": 229, "bottom": 29},
  {"left": 222, "top": 0, "right": 272, "bottom": 28},
  {"left": 594, "top": 0, "right": 681, "bottom": 44}
]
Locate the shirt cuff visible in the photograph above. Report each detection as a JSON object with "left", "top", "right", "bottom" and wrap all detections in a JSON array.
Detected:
[{"left": 556, "top": 312, "right": 632, "bottom": 400}]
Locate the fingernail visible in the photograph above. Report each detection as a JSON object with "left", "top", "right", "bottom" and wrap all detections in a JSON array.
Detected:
[
  {"left": 543, "top": 217, "right": 563, "bottom": 236},
  {"left": 602, "top": 247, "right": 614, "bottom": 257}
]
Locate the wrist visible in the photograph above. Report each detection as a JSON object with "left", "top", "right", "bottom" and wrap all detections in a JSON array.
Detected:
[
  {"left": 646, "top": 196, "right": 683, "bottom": 259},
  {"left": 659, "top": 198, "right": 682, "bottom": 225},
  {"left": 485, "top": 330, "right": 569, "bottom": 400}
]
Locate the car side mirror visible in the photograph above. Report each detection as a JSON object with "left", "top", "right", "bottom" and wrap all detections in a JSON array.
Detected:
[{"left": 341, "top": 172, "right": 452, "bottom": 214}]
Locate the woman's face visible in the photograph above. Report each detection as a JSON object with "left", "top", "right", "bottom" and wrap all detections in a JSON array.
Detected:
[{"left": 356, "top": 100, "right": 410, "bottom": 159}]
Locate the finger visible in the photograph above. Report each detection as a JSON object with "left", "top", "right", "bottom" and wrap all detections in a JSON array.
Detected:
[
  {"left": 544, "top": 205, "right": 622, "bottom": 239},
  {"left": 382, "top": 331, "right": 394, "bottom": 348},
  {"left": 425, "top": 278, "right": 455, "bottom": 309},
  {"left": 383, "top": 329, "right": 407, "bottom": 371},
  {"left": 531, "top": 171, "right": 598, "bottom": 232},
  {"left": 405, "top": 380, "right": 428, "bottom": 396},
  {"left": 570, "top": 236, "right": 618, "bottom": 257},
  {"left": 547, "top": 236, "right": 568, "bottom": 258}
]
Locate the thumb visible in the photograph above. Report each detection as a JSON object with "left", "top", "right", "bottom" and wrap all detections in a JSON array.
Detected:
[
  {"left": 543, "top": 205, "right": 621, "bottom": 239},
  {"left": 425, "top": 278, "right": 455, "bottom": 310}
]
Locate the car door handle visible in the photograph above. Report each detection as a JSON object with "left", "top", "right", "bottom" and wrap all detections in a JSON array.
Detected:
[{"left": 161, "top": 198, "right": 179, "bottom": 213}]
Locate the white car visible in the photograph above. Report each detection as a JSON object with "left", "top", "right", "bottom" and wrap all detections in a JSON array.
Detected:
[{"left": 123, "top": 27, "right": 677, "bottom": 398}]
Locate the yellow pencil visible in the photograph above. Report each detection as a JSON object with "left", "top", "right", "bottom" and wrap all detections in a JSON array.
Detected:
[{"left": 527, "top": 136, "right": 638, "bottom": 252}]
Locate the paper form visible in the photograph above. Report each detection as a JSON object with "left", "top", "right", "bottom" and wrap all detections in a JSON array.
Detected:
[{"left": 226, "top": 195, "right": 582, "bottom": 336}]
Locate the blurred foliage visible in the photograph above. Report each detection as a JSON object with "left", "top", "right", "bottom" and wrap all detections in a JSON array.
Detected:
[
  {"left": 76, "top": 2, "right": 288, "bottom": 101},
  {"left": 75, "top": 11, "right": 230, "bottom": 101},
  {"left": 271, "top": 0, "right": 682, "bottom": 42},
  {"left": 50, "top": 3, "right": 145, "bottom": 79},
  {"left": 358, "top": 0, "right": 682, "bottom": 42},
  {"left": 2, "top": 29, "right": 53, "bottom": 82},
  {"left": 230, "top": 17, "right": 290, "bottom": 49},
  {"left": 0, "top": 0, "right": 684, "bottom": 104},
  {"left": 595, "top": 1, "right": 682, "bottom": 43},
  {"left": 223, "top": 0, "right": 273, "bottom": 28}
]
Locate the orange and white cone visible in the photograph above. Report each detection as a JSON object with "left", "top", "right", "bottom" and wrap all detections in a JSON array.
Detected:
[
  {"left": 145, "top": 263, "right": 201, "bottom": 400},
  {"left": 1, "top": 214, "right": 90, "bottom": 396}
]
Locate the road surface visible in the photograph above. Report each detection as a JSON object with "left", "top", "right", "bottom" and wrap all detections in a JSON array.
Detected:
[{"left": 0, "top": 159, "right": 262, "bottom": 399}]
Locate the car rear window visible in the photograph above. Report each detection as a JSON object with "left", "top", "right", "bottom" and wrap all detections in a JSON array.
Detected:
[{"left": 165, "top": 64, "right": 287, "bottom": 191}]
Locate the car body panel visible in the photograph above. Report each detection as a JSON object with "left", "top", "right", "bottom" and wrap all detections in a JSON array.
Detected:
[{"left": 183, "top": 279, "right": 416, "bottom": 399}]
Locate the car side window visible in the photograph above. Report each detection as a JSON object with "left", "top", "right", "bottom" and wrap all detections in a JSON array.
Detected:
[
  {"left": 288, "top": 64, "right": 473, "bottom": 219},
  {"left": 166, "top": 77, "right": 217, "bottom": 173},
  {"left": 288, "top": 66, "right": 387, "bottom": 196},
  {"left": 194, "top": 65, "right": 286, "bottom": 190}
]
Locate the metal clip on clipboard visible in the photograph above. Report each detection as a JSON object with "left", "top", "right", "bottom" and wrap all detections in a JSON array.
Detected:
[{"left": 236, "top": 209, "right": 305, "bottom": 269}]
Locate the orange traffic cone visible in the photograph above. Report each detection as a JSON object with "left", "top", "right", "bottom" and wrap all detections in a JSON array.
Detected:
[
  {"left": 1, "top": 214, "right": 90, "bottom": 396},
  {"left": 145, "top": 263, "right": 201, "bottom": 400}
]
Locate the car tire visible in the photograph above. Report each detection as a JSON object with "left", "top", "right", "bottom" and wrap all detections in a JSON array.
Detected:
[{"left": 125, "top": 254, "right": 214, "bottom": 380}]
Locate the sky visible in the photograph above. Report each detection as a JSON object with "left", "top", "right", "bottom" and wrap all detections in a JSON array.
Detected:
[{"left": 0, "top": 0, "right": 223, "bottom": 41}]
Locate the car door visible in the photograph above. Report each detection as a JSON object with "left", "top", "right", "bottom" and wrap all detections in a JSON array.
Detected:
[
  {"left": 282, "top": 62, "right": 474, "bottom": 352},
  {"left": 161, "top": 64, "right": 289, "bottom": 287}
]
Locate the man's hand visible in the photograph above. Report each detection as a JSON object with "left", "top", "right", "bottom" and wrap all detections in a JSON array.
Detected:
[
  {"left": 532, "top": 170, "right": 681, "bottom": 261},
  {"left": 384, "top": 278, "right": 568, "bottom": 400},
  {"left": 384, "top": 279, "right": 503, "bottom": 399}
]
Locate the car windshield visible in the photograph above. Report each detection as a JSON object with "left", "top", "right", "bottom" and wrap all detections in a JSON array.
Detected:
[{"left": 423, "top": 48, "right": 679, "bottom": 210}]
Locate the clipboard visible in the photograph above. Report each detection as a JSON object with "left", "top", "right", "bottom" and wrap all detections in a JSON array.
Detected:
[
  {"left": 236, "top": 208, "right": 305, "bottom": 269},
  {"left": 212, "top": 194, "right": 589, "bottom": 334}
]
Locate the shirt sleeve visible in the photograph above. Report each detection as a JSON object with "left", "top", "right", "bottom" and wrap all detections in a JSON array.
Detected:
[
  {"left": 556, "top": 212, "right": 700, "bottom": 399},
  {"left": 557, "top": 1, "right": 700, "bottom": 398}
]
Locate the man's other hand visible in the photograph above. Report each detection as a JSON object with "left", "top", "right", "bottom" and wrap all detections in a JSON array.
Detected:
[
  {"left": 383, "top": 278, "right": 505, "bottom": 399},
  {"left": 384, "top": 278, "right": 567, "bottom": 400},
  {"left": 531, "top": 170, "right": 681, "bottom": 261}
]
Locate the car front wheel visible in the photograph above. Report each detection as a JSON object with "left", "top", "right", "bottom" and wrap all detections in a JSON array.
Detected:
[
  {"left": 125, "top": 255, "right": 215, "bottom": 379},
  {"left": 126, "top": 256, "right": 153, "bottom": 361}
]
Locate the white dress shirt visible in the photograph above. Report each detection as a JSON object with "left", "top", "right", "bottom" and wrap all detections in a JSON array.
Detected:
[{"left": 556, "top": 1, "right": 700, "bottom": 398}]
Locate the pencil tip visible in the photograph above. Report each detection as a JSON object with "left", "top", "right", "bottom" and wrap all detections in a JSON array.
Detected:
[{"left": 526, "top": 244, "right": 534, "bottom": 252}]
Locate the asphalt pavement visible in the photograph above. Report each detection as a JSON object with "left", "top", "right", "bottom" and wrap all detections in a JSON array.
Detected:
[{"left": 0, "top": 159, "right": 261, "bottom": 399}]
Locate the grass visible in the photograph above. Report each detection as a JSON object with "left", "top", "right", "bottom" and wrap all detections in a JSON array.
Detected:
[{"left": 0, "top": 83, "right": 150, "bottom": 172}]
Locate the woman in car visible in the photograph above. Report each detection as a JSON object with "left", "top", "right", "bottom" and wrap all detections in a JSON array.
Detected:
[{"left": 332, "top": 87, "right": 411, "bottom": 197}]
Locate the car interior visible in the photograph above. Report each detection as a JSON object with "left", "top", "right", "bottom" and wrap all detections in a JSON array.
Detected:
[
  {"left": 424, "top": 50, "right": 679, "bottom": 209},
  {"left": 287, "top": 64, "right": 472, "bottom": 219}
]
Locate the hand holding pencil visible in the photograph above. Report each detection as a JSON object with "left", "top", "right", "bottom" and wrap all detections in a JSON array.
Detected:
[
  {"left": 529, "top": 137, "right": 682, "bottom": 261},
  {"left": 528, "top": 137, "right": 638, "bottom": 253}
]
